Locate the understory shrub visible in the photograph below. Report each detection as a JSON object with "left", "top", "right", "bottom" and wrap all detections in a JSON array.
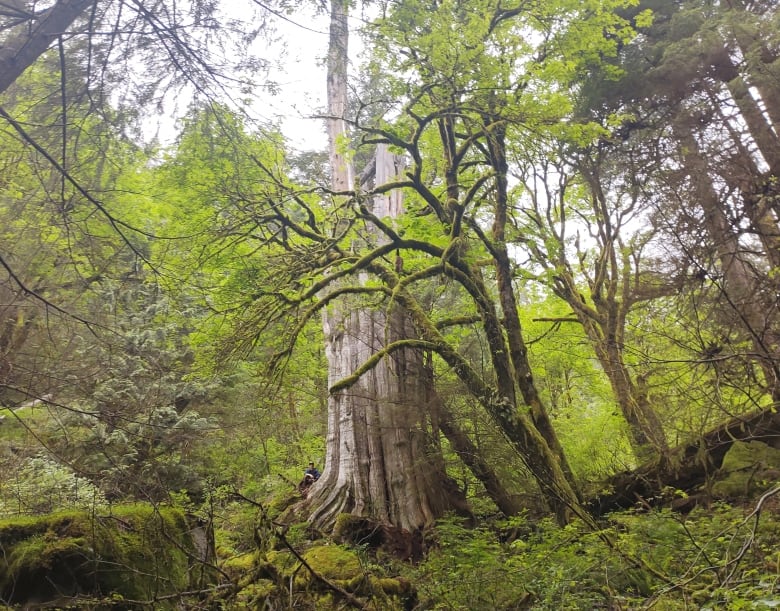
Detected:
[
  {"left": 0, "top": 454, "right": 107, "bottom": 516},
  {"left": 403, "top": 497, "right": 780, "bottom": 610}
]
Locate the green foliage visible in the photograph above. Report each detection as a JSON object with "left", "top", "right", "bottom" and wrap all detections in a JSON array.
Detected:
[
  {"left": 403, "top": 499, "right": 780, "bottom": 610},
  {"left": 0, "top": 454, "right": 107, "bottom": 517},
  {"left": 3, "top": 0, "right": 780, "bottom": 608},
  {"left": 608, "top": 502, "right": 780, "bottom": 608},
  {"left": 521, "top": 297, "right": 635, "bottom": 478},
  {"left": 411, "top": 517, "right": 533, "bottom": 610}
]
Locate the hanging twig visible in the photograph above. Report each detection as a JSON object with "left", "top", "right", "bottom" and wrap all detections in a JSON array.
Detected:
[
  {"left": 643, "top": 484, "right": 780, "bottom": 608},
  {"left": 720, "top": 483, "right": 780, "bottom": 587}
]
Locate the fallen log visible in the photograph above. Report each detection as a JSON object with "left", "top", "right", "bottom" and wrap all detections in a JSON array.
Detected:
[{"left": 589, "top": 408, "right": 780, "bottom": 516}]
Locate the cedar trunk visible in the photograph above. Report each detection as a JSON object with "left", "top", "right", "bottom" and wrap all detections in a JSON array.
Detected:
[
  {"left": 310, "top": 299, "right": 459, "bottom": 532},
  {"left": 307, "top": 1, "right": 464, "bottom": 532}
]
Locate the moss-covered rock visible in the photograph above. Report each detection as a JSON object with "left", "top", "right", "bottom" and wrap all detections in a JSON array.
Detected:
[
  {"left": 337, "top": 574, "right": 412, "bottom": 598},
  {"left": 712, "top": 441, "right": 780, "bottom": 499},
  {"left": 0, "top": 504, "right": 204, "bottom": 607},
  {"left": 222, "top": 551, "right": 259, "bottom": 579},
  {"left": 297, "top": 544, "right": 362, "bottom": 586},
  {"left": 294, "top": 544, "right": 412, "bottom": 606},
  {"left": 233, "top": 579, "right": 277, "bottom": 608},
  {"left": 219, "top": 528, "right": 415, "bottom": 610},
  {"left": 266, "top": 548, "right": 297, "bottom": 579}
]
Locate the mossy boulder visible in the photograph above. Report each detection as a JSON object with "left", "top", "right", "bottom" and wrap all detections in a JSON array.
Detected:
[
  {"left": 266, "top": 548, "right": 297, "bottom": 579},
  {"left": 294, "top": 544, "right": 412, "bottom": 605},
  {"left": 0, "top": 504, "right": 205, "bottom": 607},
  {"left": 712, "top": 441, "right": 780, "bottom": 499},
  {"left": 222, "top": 551, "right": 260, "bottom": 579},
  {"left": 232, "top": 544, "right": 413, "bottom": 609},
  {"left": 297, "top": 544, "right": 362, "bottom": 586}
]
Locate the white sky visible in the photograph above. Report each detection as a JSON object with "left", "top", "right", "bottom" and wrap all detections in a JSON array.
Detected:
[
  {"left": 258, "top": 7, "right": 331, "bottom": 151},
  {"left": 137, "top": 3, "right": 369, "bottom": 153},
  {"left": 242, "top": 3, "right": 373, "bottom": 152}
]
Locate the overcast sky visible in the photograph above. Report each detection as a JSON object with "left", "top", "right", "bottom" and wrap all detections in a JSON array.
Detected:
[
  {"left": 260, "top": 7, "right": 330, "bottom": 151},
  {"left": 137, "top": 3, "right": 370, "bottom": 153},
  {"left": 247, "top": 3, "right": 374, "bottom": 152}
]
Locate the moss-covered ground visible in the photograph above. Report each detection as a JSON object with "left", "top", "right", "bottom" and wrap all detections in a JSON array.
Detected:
[{"left": 0, "top": 504, "right": 200, "bottom": 608}]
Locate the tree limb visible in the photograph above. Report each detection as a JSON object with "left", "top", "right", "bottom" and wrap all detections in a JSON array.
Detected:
[
  {"left": 0, "top": 0, "right": 94, "bottom": 96},
  {"left": 329, "top": 338, "right": 438, "bottom": 393}
]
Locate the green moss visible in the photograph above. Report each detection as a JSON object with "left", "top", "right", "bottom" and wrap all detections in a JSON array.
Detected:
[
  {"left": 301, "top": 544, "right": 361, "bottom": 581},
  {"left": 220, "top": 553, "right": 281, "bottom": 589},
  {"left": 242, "top": 543, "right": 414, "bottom": 609},
  {"left": 374, "top": 576, "right": 411, "bottom": 596},
  {"left": 265, "top": 489, "right": 299, "bottom": 520},
  {"left": 333, "top": 512, "right": 356, "bottom": 534},
  {"left": 712, "top": 441, "right": 780, "bottom": 499},
  {"left": 235, "top": 579, "right": 277, "bottom": 607},
  {"left": 266, "top": 549, "right": 297, "bottom": 579},
  {"left": 222, "top": 551, "right": 258, "bottom": 577},
  {"left": 332, "top": 574, "right": 410, "bottom": 602},
  {"left": 0, "top": 504, "right": 199, "bottom": 607}
]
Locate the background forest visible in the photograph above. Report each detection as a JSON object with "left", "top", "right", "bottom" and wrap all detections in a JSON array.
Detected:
[{"left": 1, "top": 0, "right": 780, "bottom": 609}]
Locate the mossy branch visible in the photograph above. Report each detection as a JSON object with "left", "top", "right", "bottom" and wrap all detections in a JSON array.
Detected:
[
  {"left": 435, "top": 315, "right": 482, "bottom": 329},
  {"left": 329, "top": 339, "right": 437, "bottom": 394}
]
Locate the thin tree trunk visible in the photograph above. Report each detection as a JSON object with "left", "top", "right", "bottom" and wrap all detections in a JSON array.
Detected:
[
  {"left": 728, "top": 78, "right": 780, "bottom": 171},
  {"left": 552, "top": 276, "right": 669, "bottom": 461},
  {"left": 704, "top": 85, "right": 780, "bottom": 274},
  {"left": 425, "top": 361, "right": 524, "bottom": 517},
  {"left": 483, "top": 112, "right": 579, "bottom": 489},
  {"left": 536, "top": 153, "right": 669, "bottom": 462},
  {"left": 390, "top": 286, "right": 592, "bottom": 527},
  {"left": 724, "top": 1, "right": 780, "bottom": 130},
  {"left": 434, "top": 110, "right": 572, "bottom": 510},
  {"left": 0, "top": 305, "right": 33, "bottom": 385},
  {"left": 324, "top": 0, "right": 352, "bottom": 194}
]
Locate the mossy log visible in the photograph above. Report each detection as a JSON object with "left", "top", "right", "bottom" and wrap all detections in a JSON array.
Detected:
[
  {"left": 590, "top": 408, "right": 780, "bottom": 515},
  {"left": 0, "top": 504, "right": 210, "bottom": 607}
]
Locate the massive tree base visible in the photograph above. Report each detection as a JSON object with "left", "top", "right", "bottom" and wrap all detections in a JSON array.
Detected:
[
  {"left": 333, "top": 513, "right": 427, "bottom": 561},
  {"left": 591, "top": 408, "right": 780, "bottom": 515}
]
